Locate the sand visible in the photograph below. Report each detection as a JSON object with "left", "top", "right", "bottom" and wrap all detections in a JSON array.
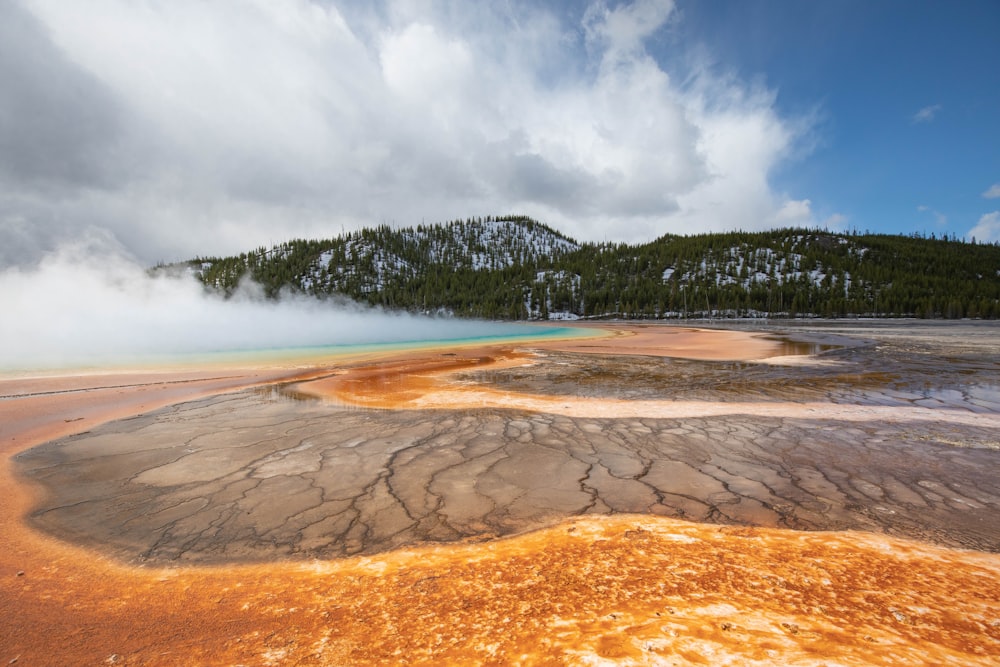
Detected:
[{"left": 2, "top": 322, "right": 1000, "bottom": 665}]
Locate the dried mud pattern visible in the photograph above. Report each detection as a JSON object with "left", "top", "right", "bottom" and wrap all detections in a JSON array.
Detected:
[{"left": 17, "top": 347, "right": 1000, "bottom": 562}]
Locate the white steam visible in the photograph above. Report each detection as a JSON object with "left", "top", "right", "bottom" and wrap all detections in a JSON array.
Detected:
[{"left": 0, "top": 231, "right": 537, "bottom": 371}]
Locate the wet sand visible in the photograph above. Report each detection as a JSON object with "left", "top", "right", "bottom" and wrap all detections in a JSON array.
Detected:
[{"left": 3, "top": 322, "right": 1000, "bottom": 664}]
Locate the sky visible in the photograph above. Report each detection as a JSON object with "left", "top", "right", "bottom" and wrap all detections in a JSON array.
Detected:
[{"left": 1, "top": 0, "right": 999, "bottom": 268}]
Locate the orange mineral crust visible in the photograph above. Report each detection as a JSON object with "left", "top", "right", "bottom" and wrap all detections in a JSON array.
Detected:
[
  {"left": 3, "top": 516, "right": 1000, "bottom": 665},
  {"left": 287, "top": 323, "right": 813, "bottom": 410}
]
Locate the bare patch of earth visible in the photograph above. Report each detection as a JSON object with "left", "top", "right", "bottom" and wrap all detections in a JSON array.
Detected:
[
  {"left": 17, "top": 395, "right": 1000, "bottom": 563},
  {"left": 468, "top": 324, "right": 1000, "bottom": 406},
  {"left": 13, "top": 321, "right": 1000, "bottom": 564}
]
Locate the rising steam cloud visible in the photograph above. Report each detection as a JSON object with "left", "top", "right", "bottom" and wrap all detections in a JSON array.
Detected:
[{"left": 0, "top": 231, "right": 536, "bottom": 371}]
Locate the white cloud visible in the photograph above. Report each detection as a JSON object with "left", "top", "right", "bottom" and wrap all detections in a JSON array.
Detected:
[
  {"left": 584, "top": 0, "right": 676, "bottom": 60},
  {"left": 967, "top": 211, "right": 1000, "bottom": 244},
  {"left": 381, "top": 23, "right": 473, "bottom": 103},
  {"left": 774, "top": 199, "right": 813, "bottom": 224},
  {"left": 983, "top": 183, "right": 1000, "bottom": 199},
  {"left": 3, "top": 0, "right": 819, "bottom": 266},
  {"left": 911, "top": 104, "right": 941, "bottom": 124}
]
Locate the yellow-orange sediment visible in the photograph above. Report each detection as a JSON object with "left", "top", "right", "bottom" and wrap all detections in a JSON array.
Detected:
[{"left": 1, "top": 325, "right": 998, "bottom": 665}]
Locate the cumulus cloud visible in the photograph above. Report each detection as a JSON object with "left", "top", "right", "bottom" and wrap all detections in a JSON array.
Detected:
[
  {"left": 2, "top": 0, "right": 819, "bottom": 267},
  {"left": 0, "top": 230, "right": 537, "bottom": 370},
  {"left": 983, "top": 183, "right": 1000, "bottom": 199},
  {"left": 0, "top": 3, "right": 126, "bottom": 189},
  {"left": 967, "top": 211, "right": 1000, "bottom": 244},
  {"left": 774, "top": 199, "right": 813, "bottom": 224},
  {"left": 583, "top": 0, "right": 676, "bottom": 60},
  {"left": 911, "top": 104, "right": 941, "bottom": 124}
]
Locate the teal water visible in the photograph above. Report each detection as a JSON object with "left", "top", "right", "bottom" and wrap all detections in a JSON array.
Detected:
[
  {"left": 102, "top": 325, "right": 594, "bottom": 368},
  {"left": 200, "top": 324, "right": 592, "bottom": 366},
  {"left": 1, "top": 322, "right": 596, "bottom": 375}
]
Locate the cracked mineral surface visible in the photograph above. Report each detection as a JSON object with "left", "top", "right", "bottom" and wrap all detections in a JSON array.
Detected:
[
  {"left": 4, "top": 321, "right": 1000, "bottom": 665},
  {"left": 14, "top": 322, "right": 1000, "bottom": 562}
]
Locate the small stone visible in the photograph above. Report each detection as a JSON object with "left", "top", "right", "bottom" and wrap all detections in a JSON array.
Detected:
[{"left": 15, "top": 571, "right": 24, "bottom": 577}]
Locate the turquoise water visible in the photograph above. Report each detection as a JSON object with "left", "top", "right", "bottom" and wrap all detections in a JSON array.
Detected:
[
  {"left": 12, "top": 324, "right": 591, "bottom": 374},
  {"left": 1, "top": 322, "right": 596, "bottom": 375},
  {"left": 199, "top": 324, "right": 592, "bottom": 366}
]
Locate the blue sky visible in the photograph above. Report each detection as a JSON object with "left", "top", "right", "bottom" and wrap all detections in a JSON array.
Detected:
[
  {"left": 1, "top": 0, "right": 999, "bottom": 268},
  {"left": 664, "top": 0, "right": 1000, "bottom": 239}
]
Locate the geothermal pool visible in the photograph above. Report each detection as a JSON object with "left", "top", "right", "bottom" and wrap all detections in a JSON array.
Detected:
[{"left": 3, "top": 321, "right": 1000, "bottom": 664}]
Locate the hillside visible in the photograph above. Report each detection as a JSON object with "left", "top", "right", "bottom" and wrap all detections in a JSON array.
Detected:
[{"left": 177, "top": 215, "right": 1000, "bottom": 320}]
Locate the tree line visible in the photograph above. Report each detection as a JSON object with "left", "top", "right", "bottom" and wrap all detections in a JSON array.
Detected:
[{"left": 176, "top": 216, "right": 1000, "bottom": 320}]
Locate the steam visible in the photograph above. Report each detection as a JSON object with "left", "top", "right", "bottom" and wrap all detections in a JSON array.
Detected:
[{"left": 0, "top": 231, "right": 538, "bottom": 371}]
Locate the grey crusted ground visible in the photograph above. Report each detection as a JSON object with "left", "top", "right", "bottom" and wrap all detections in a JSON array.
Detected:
[{"left": 15, "top": 322, "right": 1000, "bottom": 564}]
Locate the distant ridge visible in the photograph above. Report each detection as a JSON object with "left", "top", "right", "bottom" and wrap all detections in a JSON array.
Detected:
[{"left": 171, "top": 215, "right": 1000, "bottom": 320}]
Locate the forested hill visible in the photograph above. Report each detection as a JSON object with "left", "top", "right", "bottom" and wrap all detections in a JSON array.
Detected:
[{"left": 176, "top": 215, "right": 1000, "bottom": 320}]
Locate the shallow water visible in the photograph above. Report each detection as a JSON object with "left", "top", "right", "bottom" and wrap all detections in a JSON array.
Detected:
[{"left": 0, "top": 323, "right": 591, "bottom": 377}]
